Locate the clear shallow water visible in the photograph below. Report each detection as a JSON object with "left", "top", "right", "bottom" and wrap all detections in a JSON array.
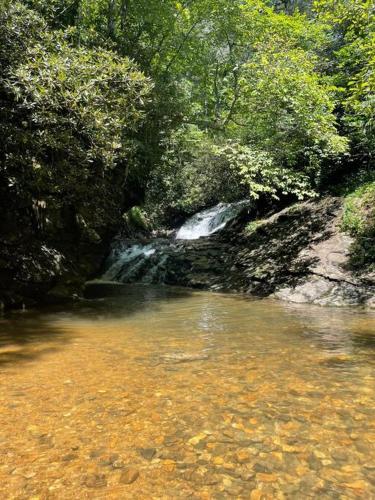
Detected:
[{"left": 0, "top": 285, "right": 374, "bottom": 499}]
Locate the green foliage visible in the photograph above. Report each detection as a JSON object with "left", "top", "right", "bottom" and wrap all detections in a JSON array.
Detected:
[
  {"left": 0, "top": 2, "right": 45, "bottom": 71},
  {"left": 332, "top": 167, "right": 375, "bottom": 197},
  {"left": 342, "top": 182, "right": 375, "bottom": 237},
  {"left": 341, "top": 181, "right": 375, "bottom": 270},
  {"left": 245, "top": 219, "right": 266, "bottom": 235},
  {"left": 0, "top": 3, "right": 151, "bottom": 235},
  {"left": 145, "top": 125, "right": 316, "bottom": 223},
  {"left": 1, "top": 0, "right": 374, "bottom": 237},
  {"left": 123, "top": 206, "right": 149, "bottom": 232},
  {"left": 219, "top": 143, "right": 316, "bottom": 199},
  {"left": 27, "top": 0, "right": 349, "bottom": 200},
  {"left": 235, "top": 48, "right": 348, "bottom": 171},
  {"left": 314, "top": 0, "right": 375, "bottom": 156},
  {"left": 9, "top": 40, "right": 150, "bottom": 167},
  {"left": 145, "top": 126, "right": 247, "bottom": 222},
  {"left": 137, "top": 1, "right": 349, "bottom": 221}
]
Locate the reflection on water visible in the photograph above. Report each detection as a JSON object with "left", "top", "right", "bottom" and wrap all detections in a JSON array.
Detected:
[{"left": 0, "top": 285, "right": 374, "bottom": 498}]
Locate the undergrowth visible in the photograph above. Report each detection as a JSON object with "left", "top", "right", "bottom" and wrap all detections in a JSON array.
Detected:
[{"left": 341, "top": 181, "right": 375, "bottom": 271}]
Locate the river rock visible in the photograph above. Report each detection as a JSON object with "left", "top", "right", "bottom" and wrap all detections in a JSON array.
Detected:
[
  {"left": 119, "top": 467, "right": 139, "bottom": 484},
  {"left": 83, "top": 473, "right": 107, "bottom": 488},
  {"left": 138, "top": 448, "right": 156, "bottom": 460}
]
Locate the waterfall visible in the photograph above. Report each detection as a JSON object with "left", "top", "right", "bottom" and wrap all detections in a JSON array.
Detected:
[
  {"left": 176, "top": 200, "right": 248, "bottom": 240},
  {"left": 102, "top": 243, "right": 159, "bottom": 283},
  {"left": 101, "top": 200, "right": 248, "bottom": 284}
]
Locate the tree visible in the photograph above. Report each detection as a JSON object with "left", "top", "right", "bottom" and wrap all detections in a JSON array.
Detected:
[
  {"left": 314, "top": 0, "right": 375, "bottom": 161},
  {"left": 0, "top": 3, "right": 151, "bottom": 239}
]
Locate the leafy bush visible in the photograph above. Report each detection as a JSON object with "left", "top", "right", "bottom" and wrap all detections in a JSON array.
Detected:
[
  {"left": 342, "top": 182, "right": 375, "bottom": 236},
  {"left": 145, "top": 125, "right": 318, "bottom": 225},
  {"left": 145, "top": 126, "right": 247, "bottom": 223},
  {"left": 0, "top": 3, "right": 44, "bottom": 69},
  {"left": 216, "top": 142, "right": 316, "bottom": 200},
  {"left": 0, "top": 3, "right": 151, "bottom": 236},
  {"left": 123, "top": 206, "right": 149, "bottom": 232},
  {"left": 245, "top": 219, "right": 266, "bottom": 235},
  {"left": 315, "top": 0, "right": 375, "bottom": 156},
  {"left": 341, "top": 181, "right": 375, "bottom": 270},
  {"left": 234, "top": 47, "right": 348, "bottom": 174}
]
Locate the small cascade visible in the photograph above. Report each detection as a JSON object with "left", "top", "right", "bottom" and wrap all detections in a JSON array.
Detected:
[
  {"left": 102, "top": 243, "right": 158, "bottom": 283},
  {"left": 101, "top": 200, "right": 248, "bottom": 285},
  {"left": 176, "top": 200, "right": 248, "bottom": 240}
]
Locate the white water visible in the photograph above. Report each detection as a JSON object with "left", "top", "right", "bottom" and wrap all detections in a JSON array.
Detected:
[
  {"left": 102, "top": 200, "right": 248, "bottom": 283},
  {"left": 176, "top": 200, "right": 248, "bottom": 240},
  {"left": 102, "top": 243, "right": 157, "bottom": 282}
]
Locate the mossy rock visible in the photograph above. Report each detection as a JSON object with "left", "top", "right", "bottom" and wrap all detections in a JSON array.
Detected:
[{"left": 122, "top": 206, "right": 150, "bottom": 231}]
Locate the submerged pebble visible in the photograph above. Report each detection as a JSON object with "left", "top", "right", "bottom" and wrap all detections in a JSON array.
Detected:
[{"left": 119, "top": 468, "right": 140, "bottom": 484}]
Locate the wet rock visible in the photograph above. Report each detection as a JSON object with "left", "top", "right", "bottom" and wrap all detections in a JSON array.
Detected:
[
  {"left": 299, "top": 472, "right": 321, "bottom": 489},
  {"left": 145, "top": 197, "right": 375, "bottom": 307},
  {"left": 330, "top": 449, "right": 349, "bottom": 462},
  {"left": 212, "top": 443, "right": 231, "bottom": 456},
  {"left": 282, "top": 481, "right": 302, "bottom": 494},
  {"left": 308, "top": 454, "right": 322, "bottom": 471},
  {"left": 180, "top": 469, "right": 196, "bottom": 482},
  {"left": 355, "top": 442, "right": 370, "bottom": 454},
  {"left": 89, "top": 448, "right": 105, "bottom": 459},
  {"left": 159, "top": 449, "right": 186, "bottom": 461},
  {"left": 83, "top": 473, "right": 107, "bottom": 488},
  {"left": 99, "top": 453, "right": 119, "bottom": 466},
  {"left": 235, "top": 450, "right": 251, "bottom": 464},
  {"left": 255, "top": 472, "right": 278, "bottom": 483},
  {"left": 38, "top": 435, "right": 54, "bottom": 448},
  {"left": 61, "top": 453, "right": 78, "bottom": 462},
  {"left": 119, "top": 467, "right": 139, "bottom": 484},
  {"left": 112, "top": 459, "right": 125, "bottom": 469},
  {"left": 27, "top": 425, "right": 45, "bottom": 438},
  {"left": 184, "top": 470, "right": 221, "bottom": 486},
  {"left": 343, "top": 480, "right": 368, "bottom": 492},
  {"left": 365, "top": 471, "right": 375, "bottom": 485},
  {"left": 138, "top": 448, "right": 156, "bottom": 460},
  {"left": 222, "top": 477, "right": 244, "bottom": 496},
  {"left": 202, "top": 475, "right": 221, "bottom": 486},
  {"left": 216, "top": 467, "right": 242, "bottom": 479},
  {"left": 253, "top": 462, "right": 274, "bottom": 474},
  {"left": 249, "top": 489, "right": 263, "bottom": 500},
  {"left": 193, "top": 440, "right": 207, "bottom": 450},
  {"left": 160, "top": 353, "right": 209, "bottom": 363},
  {"left": 241, "top": 470, "right": 256, "bottom": 482},
  {"left": 163, "top": 435, "right": 180, "bottom": 446}
]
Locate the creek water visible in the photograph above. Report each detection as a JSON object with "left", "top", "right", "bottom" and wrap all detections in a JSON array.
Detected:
[{"left": 0, "top": 284, "right": 374, "bottom": 498}]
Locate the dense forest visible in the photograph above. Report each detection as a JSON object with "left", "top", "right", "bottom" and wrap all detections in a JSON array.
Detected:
[{"left": 0, "top": 0, "right": 374, "bottom": 306}]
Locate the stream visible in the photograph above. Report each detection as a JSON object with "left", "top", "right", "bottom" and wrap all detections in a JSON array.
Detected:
[{"left": 0, "top": 285, "right": 374, "bottom": 498}]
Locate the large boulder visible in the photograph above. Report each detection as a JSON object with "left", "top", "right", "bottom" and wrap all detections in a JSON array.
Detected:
[{"left": 163, "top": 197, "right": 374, "bottom": 307}]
